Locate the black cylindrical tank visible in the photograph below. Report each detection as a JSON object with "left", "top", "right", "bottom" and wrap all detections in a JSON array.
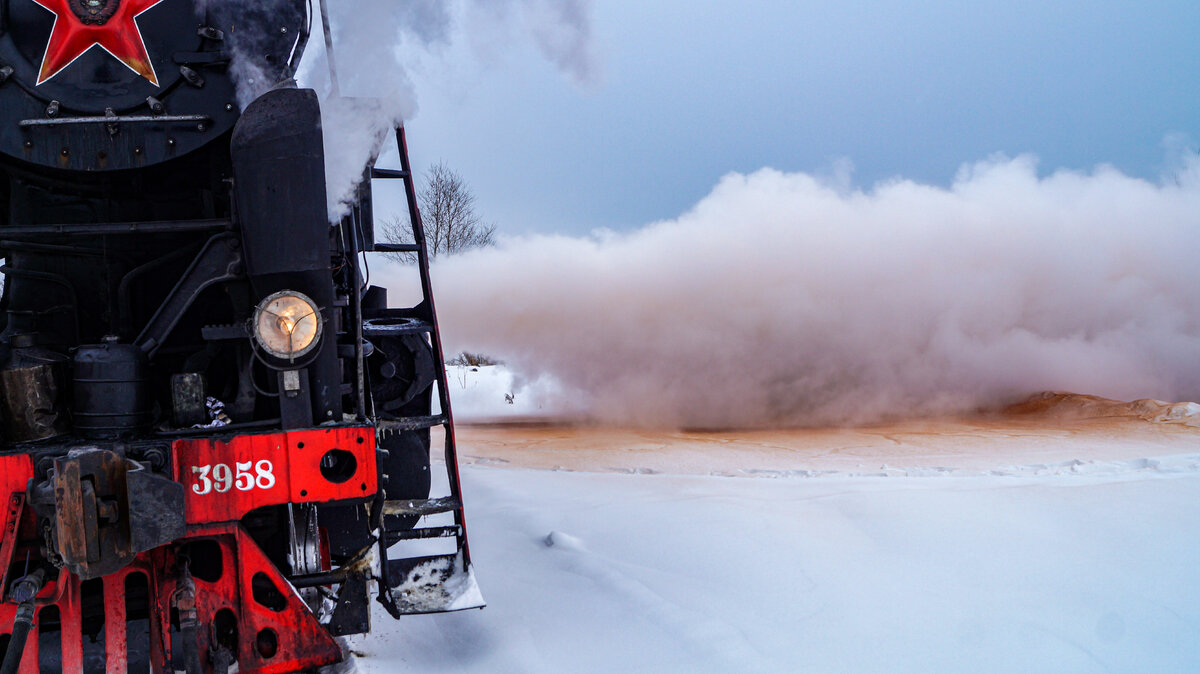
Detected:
[{"left": 73, "top": 339, "right": 151, "bottom": 439}]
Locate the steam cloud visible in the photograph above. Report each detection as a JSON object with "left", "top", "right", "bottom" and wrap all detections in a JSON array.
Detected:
[
  {"left": 415, "top": 156, "right": 1200, "bottom": 428},
  {"left": 218, "top": 0, "right": 596, "bottom": 219},
  {"left": 298, "top": 0, "right": 598, "bottom": 219}
]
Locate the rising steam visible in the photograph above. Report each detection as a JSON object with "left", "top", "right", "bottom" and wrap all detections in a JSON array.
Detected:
[
  {"left": 217, "top": 0, "right": 597, "bottom": 219},
  {"left": 298, "top": 0, "right": 598, "bottom": 219},
  {"left": 412, "top": 155, "right": 1200, "bottom": 428}
]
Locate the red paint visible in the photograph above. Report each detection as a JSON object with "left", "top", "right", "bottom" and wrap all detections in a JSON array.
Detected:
[
  {"left": 0, "top": 425, "right": 375, "bottom": 672},
  {"left": 143, "top": 524, "right": 340, "bottom": 672},
  {"left": 29, "top": 0, "right": 167, "bottom": 85},
  {"left": 172, "top": 426, "right": 377, "bottom": 525},
  {"left": 0, "top": 492, "right": 27, "bottom": 596},
  {"left": 0, "top": 454, "right": 32, "bottom": 503},
  {"left": 103, "top": 567, "right": 129, "bottom": 672},
  {"left": 0, "top": 571, "right": 82, "bottom": 674},
  {"left": 0, "top": 530, "right": 342, "bottom": 673}
]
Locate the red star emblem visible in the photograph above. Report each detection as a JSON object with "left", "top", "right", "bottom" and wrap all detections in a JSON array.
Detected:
[{"left": 30, "top": 0, "right": 168, "bottom": 86}]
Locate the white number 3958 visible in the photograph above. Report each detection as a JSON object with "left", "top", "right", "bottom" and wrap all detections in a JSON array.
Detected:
[{"left": 192, "top": 460, "right": 276, "bottom": 495}]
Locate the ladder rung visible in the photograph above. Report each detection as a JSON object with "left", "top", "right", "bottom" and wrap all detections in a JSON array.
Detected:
[
  {"left": 383, "top": 496, "right": 461, "bottom": 517},
  {"left": 373, "top": 243, "right": 421, "bottom": 253},
  {"left": 371, "top": 168, "right": 411, "bottom": 180},
  {"left": 386, "top": 525, "right": 460, "bottom": 543},
  {"left": 362, "top": 316, "right": 433, "bottom": 335},
  {"left": 377, "top": 414, "right": 447, "bottom": 432}
]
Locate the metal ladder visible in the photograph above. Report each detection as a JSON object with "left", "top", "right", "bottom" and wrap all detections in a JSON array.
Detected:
[{"left": 359, "top": 126, "right": 482, "bottom": 616}]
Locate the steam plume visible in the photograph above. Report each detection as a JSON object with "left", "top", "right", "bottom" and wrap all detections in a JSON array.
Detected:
[
  {"left": 297, "top": 0, "right": 598, "bottom": 219},
  {"left": 218, "top": 0, "right": 596, "bottom": 219},
  {"left": 412, "top": 155, "right": 1200, "bottom": 428}
]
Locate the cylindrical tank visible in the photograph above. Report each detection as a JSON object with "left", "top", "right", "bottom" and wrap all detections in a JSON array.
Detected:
[{"left": 73, "top": 338, "right": 151, "bottom": 439}]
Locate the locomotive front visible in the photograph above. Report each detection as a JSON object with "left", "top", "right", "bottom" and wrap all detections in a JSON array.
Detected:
[{"left": 0, "top": 1, "right": 481, "bottom": 672}]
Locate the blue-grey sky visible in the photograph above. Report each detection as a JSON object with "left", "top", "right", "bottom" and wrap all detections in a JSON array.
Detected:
[{"left": 387, "top": 1, "right": 1199, "bottom": 237}]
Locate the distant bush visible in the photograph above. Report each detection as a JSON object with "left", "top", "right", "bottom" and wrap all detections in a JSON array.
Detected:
[{"left": 448, "top": 351, "right": 500, "bottom": 367}]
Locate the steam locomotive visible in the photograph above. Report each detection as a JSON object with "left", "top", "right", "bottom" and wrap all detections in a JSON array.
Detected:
[{"left": 0, "top": 0, "right": 480, "bottom": 672}]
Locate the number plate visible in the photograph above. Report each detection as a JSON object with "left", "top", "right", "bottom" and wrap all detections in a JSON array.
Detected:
[
  {"left": 172, "top": 426, "right": 377, "bottom": 524},
  {"left": 190, "top": 460, "right": 277, "bottom": 495}
]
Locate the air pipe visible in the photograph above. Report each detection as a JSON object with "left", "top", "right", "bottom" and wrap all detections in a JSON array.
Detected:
[{"left": 0, "top": 568, "right": 47, "bottom": 674}]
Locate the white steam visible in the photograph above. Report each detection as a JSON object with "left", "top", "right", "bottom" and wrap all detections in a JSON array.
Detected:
[
  {"left": 416, "top": 155, "right": 1200, "bottom": 428},
  {"left": 297, "top": 0, "right": 598, "bottom": 219},
  {"left": 217, "top": 0, "right": 597, "bottom": 219}
]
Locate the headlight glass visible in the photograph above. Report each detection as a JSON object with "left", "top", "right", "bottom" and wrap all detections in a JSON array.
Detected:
[{"left": 253, "top": 291, "right": 322, "bottom": 360}]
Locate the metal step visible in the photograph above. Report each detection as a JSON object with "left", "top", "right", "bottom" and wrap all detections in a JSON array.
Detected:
[
  {"left": 385, "top": 552, "right": 485, "bottom": 614},
  {"left": 377, "top": 414, "right": 446, "bottom": 432},
  {"left": 383, "top": 496, "right": 461, "bottom": 517},
  {"left": 372, "top": 242, "right": 421, "bottom": 253},
  {"left": 362, "top": 316, "right": 432, "bottom": 335},
  {"left": 385, "top": 525, "right": 460, "bottom": 544},
  {"left": 370, "top": 168, "right": 410, "bottom": 180}
]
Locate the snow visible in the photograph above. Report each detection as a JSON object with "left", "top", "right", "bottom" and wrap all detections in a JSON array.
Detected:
[
  {"left": 345, "top": 366, "right": 1200, "bottom": 673},
  {"left": 389, "top": 551, "right": 485, "bottom": 614},
  {"left": 350, "top": 459, "right": 1200, "bottom": 673},
  {"left": 444, "top": 364, "right": 576, "bottom": 421}
]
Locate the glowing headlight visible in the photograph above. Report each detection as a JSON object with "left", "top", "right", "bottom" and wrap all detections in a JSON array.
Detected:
[{"left": 252, "top": 290, "right": 322, "bottom": 360}]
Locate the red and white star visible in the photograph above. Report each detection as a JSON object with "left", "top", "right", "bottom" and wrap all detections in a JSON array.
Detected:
[{"left": 30, "top": 0, "right": 168, "bottom": 86}]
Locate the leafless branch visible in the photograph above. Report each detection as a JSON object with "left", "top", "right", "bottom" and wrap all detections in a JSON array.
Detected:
[{"left": 381, "top": 162, "right": 496, "bottom": 263}]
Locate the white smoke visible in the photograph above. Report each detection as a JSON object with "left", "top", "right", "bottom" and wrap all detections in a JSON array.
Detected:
[
  {"left": 412, "top": 155, "right": 1200, "bottom": 428},
  {"left": 296, "top": 0, "right": 598, "bottom": 219},
  {"left": 217, "top": 0, "right": 596, "bottom": 219},
  {"left": 465, "top": 0, "right": 598, "bottom": 86}
]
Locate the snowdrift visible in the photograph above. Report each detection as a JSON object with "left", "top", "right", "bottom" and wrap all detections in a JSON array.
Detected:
[
  {"left": 350, "top": 453, "right": 1200, "bottom": 673},
  {"left": 1006, "top": 391, "right": 1200, "bottom": 427}
]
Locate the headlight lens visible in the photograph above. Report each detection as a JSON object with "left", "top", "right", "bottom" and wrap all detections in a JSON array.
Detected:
[{"left": 252, "top": 290, "right": 322, "bottom": 360}]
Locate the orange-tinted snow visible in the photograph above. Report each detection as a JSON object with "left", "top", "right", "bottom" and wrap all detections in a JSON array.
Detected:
[{"left": 454, "top": 393, "right": 1200, "bottom": 475}]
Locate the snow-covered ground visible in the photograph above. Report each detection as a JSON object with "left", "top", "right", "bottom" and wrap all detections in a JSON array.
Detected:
[
  {"left": 441, "top": 364, "right": 574, "bottom": 420},
  {"left": 346, "top": 367, "right": 1200, "bottom": 673}
]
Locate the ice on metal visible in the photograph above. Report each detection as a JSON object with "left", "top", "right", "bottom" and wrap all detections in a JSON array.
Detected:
[{"left": 394, "top": 551, "right": 486, "bottom": 614}]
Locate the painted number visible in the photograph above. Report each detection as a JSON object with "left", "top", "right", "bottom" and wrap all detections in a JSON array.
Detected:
[
  {"left": 212, "top": 463, "right": 232, "bottom": 492},
  {"left": 191, "top": 460, "right": 275, "bottom": 495},
  {"left": 255, "top": 460, "right": 277, "bottom": 489},
  {"left": 235, "top": 461, "right": 254, "bottom": 491},
  {"left": 191, "top": 465, "right": 211, "bottom": 495}
]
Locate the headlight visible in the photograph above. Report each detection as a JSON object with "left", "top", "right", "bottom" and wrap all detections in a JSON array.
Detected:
[{"left": 252, "top": 290, "right": 322, "bottom": 360}]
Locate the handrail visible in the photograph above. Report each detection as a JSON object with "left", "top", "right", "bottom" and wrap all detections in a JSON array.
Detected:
[{"left": 19, "top": 114, "right": 210, "bottom": 128}]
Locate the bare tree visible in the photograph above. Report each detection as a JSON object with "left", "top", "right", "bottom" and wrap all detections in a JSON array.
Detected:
[{"left": 382, "top": 162, "right": 496, "bottom": 262}]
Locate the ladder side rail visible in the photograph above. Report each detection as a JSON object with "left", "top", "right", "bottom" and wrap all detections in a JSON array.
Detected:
[
  {"left": 349, "top": 204, "right": 368, "bottom": 420},
  {"left": 395, "top": 126, "right": 472, "bottom": 566}
]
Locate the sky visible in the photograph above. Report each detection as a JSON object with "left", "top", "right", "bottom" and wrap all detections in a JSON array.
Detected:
[{"left": 361, "top": 0, "right": 1200, "bottom": 237}]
